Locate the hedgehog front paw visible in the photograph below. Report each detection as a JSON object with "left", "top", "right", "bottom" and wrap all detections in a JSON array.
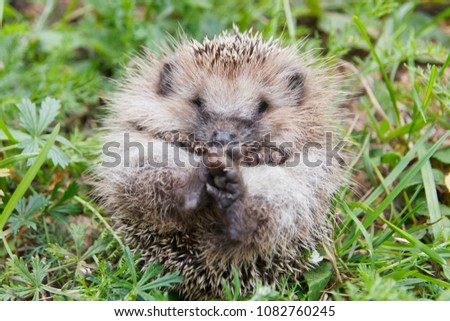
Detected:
[
  {"left": 206, "top": 165, "right": 255, "bottom": 243},
  {"left": 206, "top": 167, "right": 244, "bottom": 209},
  {"left": 176, "top": 166, "right": 209, "bottom": 216}
]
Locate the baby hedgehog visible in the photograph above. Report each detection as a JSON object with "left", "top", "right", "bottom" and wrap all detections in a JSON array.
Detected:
[{"left": 95, "top": 28, "right": 345, "bottom": 300}]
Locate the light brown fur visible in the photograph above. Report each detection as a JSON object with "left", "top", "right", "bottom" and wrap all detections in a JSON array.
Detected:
[{"left": 94, "top": 28, "right": 346, "bottom": 299}]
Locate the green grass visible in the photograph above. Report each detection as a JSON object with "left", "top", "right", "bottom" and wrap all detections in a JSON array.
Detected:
[{"left": 0, "top": 0, "right": 449, "bottom": 301}]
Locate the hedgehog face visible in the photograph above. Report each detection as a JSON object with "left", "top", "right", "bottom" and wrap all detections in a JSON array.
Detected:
[{"left": 153, "top": 37, "right": 309, "bottom": 151}]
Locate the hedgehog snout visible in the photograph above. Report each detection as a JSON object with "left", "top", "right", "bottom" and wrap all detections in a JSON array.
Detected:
[{"left": 210, "top": 130, "right": 236, "bottom": 145}]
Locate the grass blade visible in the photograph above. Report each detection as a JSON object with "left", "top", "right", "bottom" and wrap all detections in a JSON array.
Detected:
[
  {"left": 373, "top": 202, "right": 423, "bottom": 248},
  {"left": 407, "top": 57, "right": 426, "bottom": 122},
  {"left": 389, "top": 270, "right": 450, "bottom": 289},
  {"left": 0, "top": 0, "right": 3, "bottom": 27},
  {"left": 420, "top": 65, "right": 437, "bottom": 114},
  {"left": 379, "top": 216, "right": 446, "bottom": 267},
  {"left": 419, "top": 144, "right": 443, "bottom": 240},
  {"left": 353, "top": 16, "right": 400, "bottom": 126},
  {"left": 342, "top": 202, "right": 375, "bottom": 268},
  {"left": 438, "top": 53, "right": 450, "bottom": 78},
  {"left": 0, "top": 153, "right": 39, "bottom": 168},
  {"left": 340, "top": 126, "right": 433, "bottom": 252},
  {"left": 340, "top": 128, "right": 450, "bottom": 252},
  {"left": 282, "top": 0, "right": 296, "bottom": 41},
  {"left": 363, "top": 131, "right": 449, "bottom": 229},
  {"left": 0, "top": 124, "right": 60, "bottom": 232},
  {"left": 0, "top": 118, "right": 18, "bottom": 143},
  {"left": 417, "top": 6, "right": 450, "bottom": 37}
]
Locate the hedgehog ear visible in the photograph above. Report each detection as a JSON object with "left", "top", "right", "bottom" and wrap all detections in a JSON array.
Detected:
[
  {"left": 286, "top": 72, "right": 306, "bottom": 103},
  {"left": 158, "top": 62, "right": 176, "bottom": 96}
]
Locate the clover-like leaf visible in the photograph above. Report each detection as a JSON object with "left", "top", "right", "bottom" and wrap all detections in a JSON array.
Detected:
[
  {"left": 16, "top": 97, "right": 72, "bottom": 168},
  {"left": 17, "top": 99, "right": 39, "bottom": 136},
  {"left": 37, "top": 97, "right": 60, "bottom": 134}
]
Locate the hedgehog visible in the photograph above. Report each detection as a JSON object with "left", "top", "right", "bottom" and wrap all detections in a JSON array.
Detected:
[{"left": 94, "top": 28, "right": 346, "bottom": 300}]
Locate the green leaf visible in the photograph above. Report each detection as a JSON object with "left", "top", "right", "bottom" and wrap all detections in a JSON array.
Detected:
[
  {"left": 70, "top": 224, "right": 87, "bottom": 259},
  {"left": 37, "top": 97, "right": 60, "bottom": 134},
  {"left": 0, "top": 127, "right": 31, "bottom": 142},
  {"left": 380, "top": 152, "right": 401, "bottom": 167},
  {"left": 433, "top": 146, "right": 450, "bottom": 164},
  {"left": 9, "top": 194, "right": 47, "bottom": 234},
  {"left": 438, "top": 289, "right": 450, "bottom": 301},
  {"left": 16, "top": 99, "right": 38, "bottom": 136},
  {"left": 55, "top": 135, "right": 77, "bottom": 150},
  {"left": 442, "top": 265, "right": 450, "bottom": 282},
  {"left": 384, "top": 118, "right": 425, "bottom": 141},
  {"left": 123, "top": 247, "right": 137, "bottom": 284},
  {"left": 47, "top": 145, "right": 70, "bottom": 168},
  {"left": 30, "top": 256, "right": 50, "bottom": 286},
  {"left": 403, "top": 169, "right": 444, "bottom": 188},
  {"left": 81, "top": 238, "right": 111, "bottom": 261},
  {"left": 435, "top": 204, "right": 450, "bottom": 216},
  {"left": 56, "top": 181, "right": 80, "bottom": 205},
  {"left": 15, "top": 98, "right": 70, "bottom": 167},
  {"left": 380, "top": 119, "right": 390, "bottom": 133},
  {"left": 141, "top": 272, "right": 182, "bottom": 291},
  {"left": 137, "top": 264, "right": 163, "bottom": 287},
  {"left": 18, "top": 138, "right": 40, "bottom": 166},
  {"left": 5, "top": 255, "right": 50, "bottom": 300},
  {"left": 47, "top": 244, "right": 75, "bottom": 261},
  {"left": 48, "top": 204, "right": 81, "bottom": 218},
  {"left": 304, "top": 261, "right": 333, "bottom": 301},
  {"left": 0, "top": 124, "right": 60, "bottom": 232}
]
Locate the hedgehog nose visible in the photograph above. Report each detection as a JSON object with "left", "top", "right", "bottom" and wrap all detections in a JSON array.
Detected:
[{"left": 211, "top": 130, "right": 236, "bottom": 146}]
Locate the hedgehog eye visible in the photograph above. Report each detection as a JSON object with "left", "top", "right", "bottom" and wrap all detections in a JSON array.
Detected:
[
  {"left": 257, "top": 100, "right": 269, "bottom": 114},
  {"left": 191, "top": 97, "right": 204, "bottom": 109}
]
